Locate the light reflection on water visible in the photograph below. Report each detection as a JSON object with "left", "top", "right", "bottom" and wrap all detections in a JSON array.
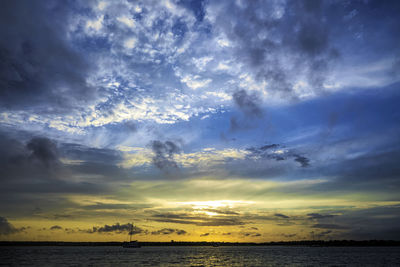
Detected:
[{"left": 1, "top": 246, "right": 400, "bottom": 266}]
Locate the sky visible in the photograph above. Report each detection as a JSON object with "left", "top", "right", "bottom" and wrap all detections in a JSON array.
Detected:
[{"left": 0, "top": 0, "right": 400, "bottom": 242}]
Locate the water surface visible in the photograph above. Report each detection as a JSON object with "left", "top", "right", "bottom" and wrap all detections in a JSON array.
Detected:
[{"left": 1, "top": 246, "right": 399, "bottom": 266}]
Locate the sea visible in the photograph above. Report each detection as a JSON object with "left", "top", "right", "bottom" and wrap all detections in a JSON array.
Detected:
[{"left": 1, "top": 246, "right": 400, "bottom": 266}]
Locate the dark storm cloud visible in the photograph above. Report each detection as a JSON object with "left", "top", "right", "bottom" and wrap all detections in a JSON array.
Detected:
[
  {"left": 0, "top": 0, "right": 96, "bottom": 112},
  {"left": 246, "top": 144, "right": 311, "bottom": 167},
  {"left": 27, "top": 137, "right": 59, "bottom": 166},
  {"left": 0, "top": 134, "right": 61, "bottom": 182},
  {"left": 150, "top": 140, "right": 181, "bottom": 171},
  {"left": 0, "top": 131, "right": 125, "bottom": 197},
  {"left": 0, "top": 216, "right": 24, "bottom": 235},
  {"left": 0, "top": 132, "right": 122, "bottom": 182},
  {"left": 0, "top": 136, "right": 59, "bottom": 166},
  {"left": 151, "top": 228, "right": 187, "bottom": 235},
  {"left": 274, "top": 213, "right": 290, "bottom": 219}
]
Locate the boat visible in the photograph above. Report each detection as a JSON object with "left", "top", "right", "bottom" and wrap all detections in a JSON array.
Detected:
[
  {"left": 122, "top": 223, "right": 141, "bottom": 248},
  {"left": 123, "top": 240, "right": 141, "bottom": 248}
]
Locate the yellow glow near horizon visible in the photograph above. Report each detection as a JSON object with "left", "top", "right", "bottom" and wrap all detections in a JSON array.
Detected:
[{"left": 172, "top": 200, "right": 255, "bottom": 209}]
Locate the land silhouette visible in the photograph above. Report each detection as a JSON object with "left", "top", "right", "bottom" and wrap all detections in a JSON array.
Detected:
[{"left": 1, "top": 240, "right": 399, "bottom": 247}]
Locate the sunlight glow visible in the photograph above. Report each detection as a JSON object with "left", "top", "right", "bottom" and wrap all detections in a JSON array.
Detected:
[{"left": 175, "top": 200, "right": 255, "bottom": 209}]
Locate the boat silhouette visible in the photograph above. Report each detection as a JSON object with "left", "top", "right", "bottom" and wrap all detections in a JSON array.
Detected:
[{"left": 122, "top": 223, "right": 141, "bottom": 248}]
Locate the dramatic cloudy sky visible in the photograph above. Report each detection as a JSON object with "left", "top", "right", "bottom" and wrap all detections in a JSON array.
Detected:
[{"left": 1, "top": 0, "right": 400, "bottom": 242}]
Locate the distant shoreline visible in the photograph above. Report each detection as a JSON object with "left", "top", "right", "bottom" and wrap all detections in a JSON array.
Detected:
[{"left": 1, "top": 240, "right": 399, "bottom": 247}]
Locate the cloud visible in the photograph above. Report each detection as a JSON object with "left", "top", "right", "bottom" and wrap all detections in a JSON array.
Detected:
[
  {"left": 0, "top": 135, "right": 60, "bottom": 167},
  {"left": 79, "top": 202, "right": 153, "bottom": 211},
  {"left": 87, "top": 223, "right": 145, "bottom": 235},
  {"left": 151, "top": 228, "right": 175, "bottom": 235},
  {"left": 151, "top": 228, "right": 187, "bottom": 235},
  {"left": 0, "top": 134, "right": 62, "bottom": 182},
  {"left": 176, "top": 229, "right": 187, "bottom": 235},
  {"left": 200, "top": 233, "right": 210, "bottom": 237},
  {"left": 0, "top": 0, "right": 96, "bottom": 112},
  {"left": 232, "top": 89, "right": 262, "bottom": 117},
  {"left": 240, "top": 232, "right": 261, "bottom": 237},
  {"left": 319, "top": 205, "right": 400, "bottom": 240},
  {"left": 27, "top": 137, "right": 59, "bottom": 166},
  {"left": 0, "top": 132, "right": 125, "bottom": 197},
  {"left": 207, "top": 0, "right": 340, "bottom": 100},
  {"left": 50, "top": 225, "right": 63, "bottom": 230},
  {"left": 307, "top": 213, "right": 336, "bottom": 220},
  {"left": 67, "top": 224, "right": 188, "bottom": 237},
  {"left": 309, "top": 143, "right": 400, "bottom": 193},
  {"left": 1, "top": 0, "right": 398, "bottom": 136},
  {"left": 0, "top": 0, "right": 399, "bottom": 243},
  {"left": 274, "top": 213, "right": 290, "bottom": 219},
  {"left": 150, "top": 140, "right": 182, "bottom": 171},
  {"left": 229, "top": 89, "right": 263, "bottom": 132},
  {"left": 202, "top": 209, "right": 239, "bottom": 215},
  {"left": 293, "top": 154, "right": 310, "bottom": 168},
  {"left": 60, "top": 143, "right": 122, "bottom": 165},
  {"left": 0, "top": 216, "right": 23, "bottom": 235},
  {"left": 152, "top": 212, "right": 245, "bottom": 226},
  {"left": 246, "top": 144, "right": 311, "bottom": 167}
]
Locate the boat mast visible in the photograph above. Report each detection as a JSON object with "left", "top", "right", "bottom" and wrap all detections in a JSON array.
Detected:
[{"left": 129, "top": 223, "right": 132, "bottom": 242}]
